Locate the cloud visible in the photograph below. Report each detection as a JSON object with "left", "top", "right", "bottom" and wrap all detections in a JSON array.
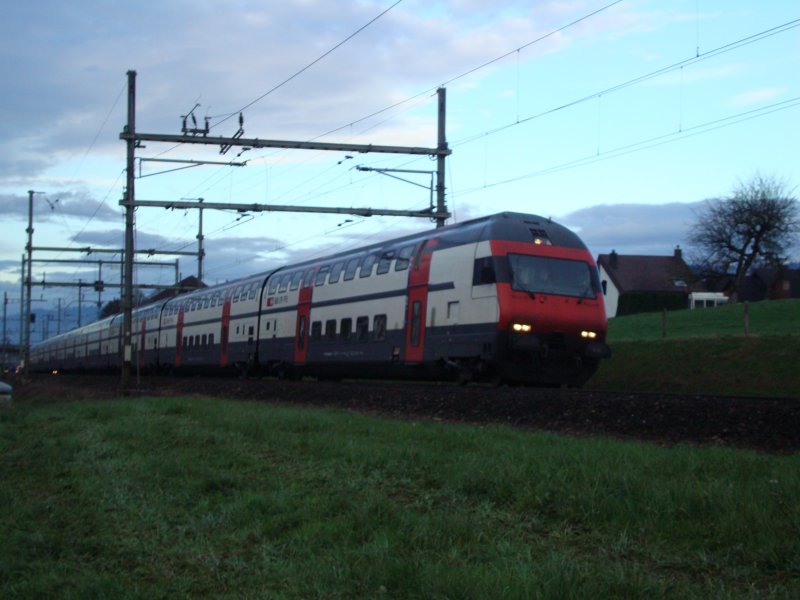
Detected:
[
  {"left": 560, "top": 202, "right": 702, "bottom": 256},
  {"left": 0, "top": 190, "right": 120, "bottom": 223},
  {"left": 728, "top": 87, "right": 787, "bottom": 108}
]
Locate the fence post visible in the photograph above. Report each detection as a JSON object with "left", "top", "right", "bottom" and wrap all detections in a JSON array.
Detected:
[{"left": 743, "top": 301, "right": 750, "bottom": 337}]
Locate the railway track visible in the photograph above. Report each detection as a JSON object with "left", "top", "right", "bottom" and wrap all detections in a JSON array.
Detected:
[{"left": 15, "top": 374, "right": 800, "bottom": 454}]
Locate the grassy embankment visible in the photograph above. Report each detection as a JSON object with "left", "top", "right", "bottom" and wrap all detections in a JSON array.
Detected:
[
  {"left": 588, "top": 299, "right": 800, "bottom": 398},
  {"left": 2, "top": 396, "right": 799, "bottom": 598}
]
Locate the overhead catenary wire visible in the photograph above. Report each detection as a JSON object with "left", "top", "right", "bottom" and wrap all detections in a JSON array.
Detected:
[
  {"left": 128, "top": 6, "right": 797, "bottom": 281},
  {"left": 170, "top": 0, "right": 627, "bottom": 205},
  {"left": 211, "top": 0, "right": 405, "bottom": 131},
  {"left": 456, "top": 96, "right": 800, "bottom": 196}
]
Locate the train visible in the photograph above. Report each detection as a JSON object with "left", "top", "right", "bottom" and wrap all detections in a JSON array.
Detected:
[{"left": 29, "top": 212, "right": 610, "bottom": 386}]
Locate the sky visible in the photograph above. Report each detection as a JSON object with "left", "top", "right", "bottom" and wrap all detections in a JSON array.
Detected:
[{"left": 0, "top": 0, "right": 798, "bottom": 339}]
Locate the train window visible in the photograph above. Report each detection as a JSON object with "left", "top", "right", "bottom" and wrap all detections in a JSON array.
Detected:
[
  {"left": 195, "top": 335, "right": 200, "bottom": 347},
  {"left": 325, "top": 319, "right": 336, "bottom": 340},
  {"left": 472, "top": 256, "right": 497, "bottom": 285},
  {"left": 340, "top": 318, "right": 352, "bottom": 341},
  {"left": 448, "top": 301, "right": 460, "bottom": 322},
  {"left": 248, "top": 283, "right": 258, "bottom": 299},
  {"left": 290, "top": 271, "right": 303, "bottom": 291},
  {"left": 303, "top": 268, "right": 315, "bottom": 288},
  {"left": 311, "top": 321, "right": 322, "bottom": 342},
  {"left": 410, "top": 301, "right": 422, "bottom": 347},
  {"left": 356, "top": 316, "right": 369, "bottom": 341},
  {"left": 343, "top": 257, "right": 361, "bottom": 281},
  {"left": 329, "top": 261, "right": 345, "bottom": 284},
  {"left": 202, "top": 334, "right": 207, "bottom": 346},
  {"left": 373, "top": 314, "right": 387, "bottom": 341},
  {"left": 268, "top": 276, "right": 280, "bottom": 295},
  {"left": 315, "top": 265, "right": 331, "bottom": 286},
  {"left": 376, "top": 251, "right": 395, "bottom": 275},
  {"left": 360, "top": 254, "right": 378, "bottom": 278},
  {"left": 395, "top": 245, "right": 415, "bottom": 271},
  {"left": 203, "top": 297, "right": 210, "bottom": 309},
  {"left": 508, "top": 254, "right": 598, "bottom": 299},
  {"left": 248, "top": 325, "right": 255, "bottom": 344},
  {"left": 280, "top": 273, "right": 293, "bottom": 293}
]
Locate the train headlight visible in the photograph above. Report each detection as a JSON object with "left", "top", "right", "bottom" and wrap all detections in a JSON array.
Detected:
[
  {"left": 512, "top": 323, "right": 532, "bottom": 333},
  {"left": 581, "top": 330, "right": 597, "bottom": 339}
]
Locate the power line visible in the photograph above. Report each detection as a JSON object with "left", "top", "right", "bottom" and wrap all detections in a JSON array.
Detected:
[
  {"left": 456, "top": 96, "right": 800, "bottom": 195},
  {"left": 452, "top": 18, "right": 800, "bottom": 148},
  {"left": 158, "top": 0, "right": 625, "bottom": 237},
  {"left": 131, "top": 6, "right": 797, "bottom": 272},
  {"left": 212, "top": 0, "right": 405, "bottom": 130}
]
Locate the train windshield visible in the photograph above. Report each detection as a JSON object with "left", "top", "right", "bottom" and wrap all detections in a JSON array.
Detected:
[{"left": 508, "top": 254, "right": 599, "bottom": 299}]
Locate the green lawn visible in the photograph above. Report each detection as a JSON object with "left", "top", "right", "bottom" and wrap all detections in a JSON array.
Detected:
[
  {"left": 2, "top": 397, "right": 799, "bottom": 598},
  {"left": 606, "top": 299, "right": 800, "bottom": 342},
  {"left": 588, "top": 300, "right": 800, "bottom": 398}
]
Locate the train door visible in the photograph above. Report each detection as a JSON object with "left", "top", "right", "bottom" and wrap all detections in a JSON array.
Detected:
[
  {"left": 220, "top": 297, "right": 231, "bottom": 367},
  {"left": 175, "top": 309, "right": 185, "bottom": 367},
  {"left": 404, "top": 239, "right": 436, "bottom": 363},
  {"left": 139, "top": 319, "right": 147, "bottom": 370},
  {"left": 293, "top": 269, "right": 314, "bottom": 366}
]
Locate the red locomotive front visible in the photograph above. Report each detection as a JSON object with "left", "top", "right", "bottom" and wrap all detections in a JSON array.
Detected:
[{"left": 490, "top": 237, "right": 610, "bottom": 386}]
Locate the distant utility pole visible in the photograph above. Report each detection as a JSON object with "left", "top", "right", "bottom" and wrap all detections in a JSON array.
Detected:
[
  {"left": 117, "top": 69, "right": 452, "bottom": 392},
  {"left": 121, "top": 70, "right": 137, "bottom": 392},
  {"left": 23, "top": 190, "right": 44, "bottom": 378},
  {"left": 2, "top": 292, "right": 7, "bottom": 368}
]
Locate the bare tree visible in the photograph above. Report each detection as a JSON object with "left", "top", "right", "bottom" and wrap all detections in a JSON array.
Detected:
[{"left": 688, "top": 174, "right": 798, "bottom": 301}]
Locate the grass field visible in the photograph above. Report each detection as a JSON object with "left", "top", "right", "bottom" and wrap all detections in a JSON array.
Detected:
[
  {"left": 588, "top": 300, "right": 800, "bottom": 398},
  {"left": 605, "top": 299, "right": 800, "bottom": 342},
  {"left": 1, "top": 396, "right": 799, "bottom": 599}
]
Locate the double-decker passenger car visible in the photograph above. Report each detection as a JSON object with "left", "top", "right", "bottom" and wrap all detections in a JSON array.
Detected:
[{"left": 30, "top": 212, "right": 610, "bottom": 386}]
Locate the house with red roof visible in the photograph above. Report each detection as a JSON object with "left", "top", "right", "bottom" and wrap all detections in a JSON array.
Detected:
[{"left": 596, "top": 247, "right": 713, "bottom": 317}]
